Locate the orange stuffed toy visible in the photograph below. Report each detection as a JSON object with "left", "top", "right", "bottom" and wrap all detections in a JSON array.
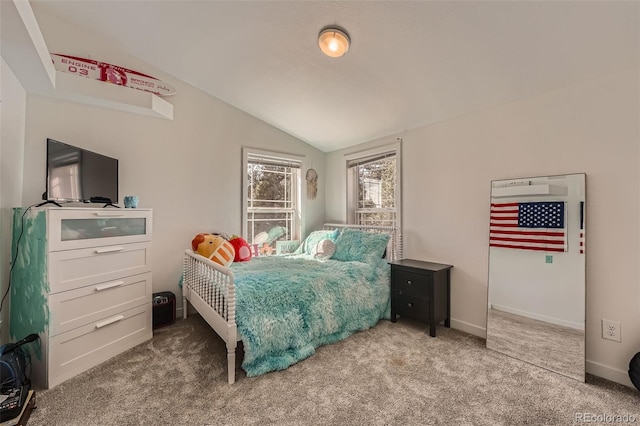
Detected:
[{"left": 191, "top": 233, "right": 235, "bottom": 267}]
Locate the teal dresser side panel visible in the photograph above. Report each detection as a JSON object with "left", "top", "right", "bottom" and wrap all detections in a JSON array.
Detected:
[{"left": 10, "top": 208, "right": 49, "bottom": 351}]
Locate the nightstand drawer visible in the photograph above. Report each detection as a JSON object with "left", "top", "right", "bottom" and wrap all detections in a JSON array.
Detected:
[
  {"left": 392, "top": 269, "right": 431, "bottom": 295},
  {"left": 392, "top": 291, "right": 429, "bottom": 322}
]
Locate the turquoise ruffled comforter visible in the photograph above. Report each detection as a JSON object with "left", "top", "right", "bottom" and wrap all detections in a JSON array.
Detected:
[{"left": 230, "top": 255, "right": 390, "bottom": 377}]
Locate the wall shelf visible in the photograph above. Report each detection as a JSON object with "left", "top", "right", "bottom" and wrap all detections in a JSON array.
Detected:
[
  {"left": 491, "top": 184, "right": 567, "bottom": 197},
  {"left": 53, "top": 71, "right": 173, "bottom": 120},
  {"left": 2, "top": 0, "right": 173, "bottom": 120}
]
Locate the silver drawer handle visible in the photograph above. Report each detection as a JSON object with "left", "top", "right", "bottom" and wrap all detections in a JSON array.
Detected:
[
  {"left": 95, "top": 246, "right": 125, "bottom": 254},
  {"left": 407, "top": 280, "right": 412, "bottom": 285},
  {"left": 95, "top": 281, "right": 125, "bottom": 292},
  {"left": 94, "top": 212, "right": 125, "bottom": 217},
  {"left": 95, "top": 315, "right": 125, "bottom": 329},
  {"left": 407, "top": 302, "right": 413, "bottom": 308}
]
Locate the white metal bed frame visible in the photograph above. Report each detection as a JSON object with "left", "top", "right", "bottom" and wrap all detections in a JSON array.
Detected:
[{"left": 182, "top": 223, "right": 401, "bottom": 384}]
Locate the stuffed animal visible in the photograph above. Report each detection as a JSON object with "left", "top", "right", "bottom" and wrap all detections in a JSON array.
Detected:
[
  {"left": 228, "top": 235, "right": 252, "bottom": 262},
  {"left": 191, "top": 233, "right": 235, "bottom": 267}
]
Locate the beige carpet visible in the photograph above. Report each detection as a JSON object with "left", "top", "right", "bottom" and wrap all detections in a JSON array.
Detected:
[
  {"left": 28, "top": 315, "right": 639, "bottom": 425},
  {"left": 487, "top": 308, "right": 585, "bottom": 381}
]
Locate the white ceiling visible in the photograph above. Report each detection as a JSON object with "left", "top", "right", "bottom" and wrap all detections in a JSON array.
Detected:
[{"left": 30, "top": 1, "right": 639, "bottom": 152}]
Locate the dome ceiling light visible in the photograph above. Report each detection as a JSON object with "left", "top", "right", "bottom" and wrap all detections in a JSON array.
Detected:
[{"left": 318, "top": 27, "right": 350, "bottom": 58}]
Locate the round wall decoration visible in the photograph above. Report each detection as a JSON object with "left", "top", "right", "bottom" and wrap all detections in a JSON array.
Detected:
[{"left": 306, "top": 168, "right": 318, "bottom": 200}]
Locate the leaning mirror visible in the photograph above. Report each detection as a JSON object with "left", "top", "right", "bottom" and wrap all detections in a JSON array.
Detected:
[{"left": 486, "top": 173, "right": 585, "bottom": 381}]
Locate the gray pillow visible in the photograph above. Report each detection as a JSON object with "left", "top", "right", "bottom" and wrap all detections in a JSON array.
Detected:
[{"left": 311, "top": 239, "right": 336, "bottom": 260}]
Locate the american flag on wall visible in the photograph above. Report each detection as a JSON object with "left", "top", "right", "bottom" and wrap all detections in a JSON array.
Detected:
[{"left": 490, "top": 201, "right": 567, "bottom": 252}]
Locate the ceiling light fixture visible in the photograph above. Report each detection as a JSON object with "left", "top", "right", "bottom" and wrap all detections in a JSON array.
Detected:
[{"left": 318, "top": 27, "right": 350, "bottom": 58}]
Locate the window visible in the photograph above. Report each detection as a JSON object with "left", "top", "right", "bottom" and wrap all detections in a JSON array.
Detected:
[
  {"left": 242, "top": 148, "right": 302, "bottom": 254},
  {"left": 346, "top": 143, "right": 401, "bottom": 229}
]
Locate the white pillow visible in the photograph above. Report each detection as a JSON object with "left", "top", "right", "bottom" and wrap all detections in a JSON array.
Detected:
[{"left": 311, "top": 239, "right": 336, "bottom": 260}]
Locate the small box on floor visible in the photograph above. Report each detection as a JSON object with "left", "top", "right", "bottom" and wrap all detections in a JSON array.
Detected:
[{"left": 152, "top": 291, "right": 176, "bottom": 329}]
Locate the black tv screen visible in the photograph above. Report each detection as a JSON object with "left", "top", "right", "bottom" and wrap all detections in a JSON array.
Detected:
[{"left": 46, "top": 138, "right": 119, "bottom": 204}]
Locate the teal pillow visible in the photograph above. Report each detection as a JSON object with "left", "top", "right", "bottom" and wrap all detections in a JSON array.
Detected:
[
  {"left": 294, "top": 229, "right": 339, "bottom": 255},
  {"left": 332, "top": 228, "right": 390, "bottom": 263}
]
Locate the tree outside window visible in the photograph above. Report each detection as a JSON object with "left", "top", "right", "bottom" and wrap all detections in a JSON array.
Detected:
[
  {"left": 244, "top": 151, "right": 301, "bottom": 255},
  {"left": 347, "top": 144, "right": 401, "bottom": 229}
]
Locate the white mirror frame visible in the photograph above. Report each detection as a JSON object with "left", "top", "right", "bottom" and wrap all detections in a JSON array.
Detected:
[{"left": 486, "top": 173, "right": 586, "bottom": 381}]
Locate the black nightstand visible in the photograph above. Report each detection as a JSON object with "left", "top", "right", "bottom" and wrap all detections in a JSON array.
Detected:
[{"left": 390, "top": 259, "right": 453, "bottom": 337}]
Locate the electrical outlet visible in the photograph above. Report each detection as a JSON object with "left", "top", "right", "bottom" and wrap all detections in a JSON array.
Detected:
[{"left": 602, "top": 319, "right": 621, "bottom": 342}]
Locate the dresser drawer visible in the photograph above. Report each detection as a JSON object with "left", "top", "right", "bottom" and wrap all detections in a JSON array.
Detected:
[
  {"left": 48, "top": 242, "right": 151, "bottom": 294},
  {"left": 392, "top": 291, "right": 430, "bottom": 322},
  {"left": 392, "top": 269, "right": 431, "bottom": 296},
  {"left": 48, "top": 303, "right": 152, "bottom": 388},
  {"left": 48, "top": 272, "right": 152, "bottom": 336},
  {"left": 48, "top": 208, "right": 152, "bottom": 252}
]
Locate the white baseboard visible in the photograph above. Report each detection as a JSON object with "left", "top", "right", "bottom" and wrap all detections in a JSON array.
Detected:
[
  {"left": 586, "top": 359, "right": 634, "bottom": 389},
  {"left": 450, "top": 317, "right": 486, "bottom": 339},
  {"left": 490, "top": 304, "right": 584, "bottom": 330}
]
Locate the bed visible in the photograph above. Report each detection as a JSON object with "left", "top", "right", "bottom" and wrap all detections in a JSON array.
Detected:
[{"left": 182, "top": 223, "right": 401, "bottom": 384}]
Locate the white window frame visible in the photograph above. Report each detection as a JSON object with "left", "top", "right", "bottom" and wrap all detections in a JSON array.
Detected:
[
  {"left": 242, "top": 147, "right": 304, "bottom": 244},
  {"left": 345, "top": 142, "right": 402, "bottom": 230}
]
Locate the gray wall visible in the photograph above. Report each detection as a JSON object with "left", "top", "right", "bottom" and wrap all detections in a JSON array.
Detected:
[{"left": 0, "top": 58, "right": 27, "bottom": 343}]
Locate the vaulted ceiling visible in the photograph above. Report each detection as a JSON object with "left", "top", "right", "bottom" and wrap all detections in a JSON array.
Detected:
[{"left": 27, "top": 1, "right": 640, "bottom": 152}]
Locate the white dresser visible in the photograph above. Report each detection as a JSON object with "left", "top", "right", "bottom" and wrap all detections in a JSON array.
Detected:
[{"left": 9, "top": 207, "right": 153, "bottom": 389}]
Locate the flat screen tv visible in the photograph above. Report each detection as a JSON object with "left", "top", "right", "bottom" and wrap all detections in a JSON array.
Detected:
[{"left": 46, "top": 138, "right": 119, "bottom": 204}]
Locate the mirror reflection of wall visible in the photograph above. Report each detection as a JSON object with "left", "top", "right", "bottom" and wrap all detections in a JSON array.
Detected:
[
  {"left": 49, "top": 147, "right": 81, "bottom": 200},
  {"left": 486, "top": 173, "right": 585, "bottom": 381}
]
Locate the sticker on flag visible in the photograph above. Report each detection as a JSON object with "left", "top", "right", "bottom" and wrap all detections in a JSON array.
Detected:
[
  {"left": 490, "top": 201, "right": 567, "bottom": 252},
  {"left": 51, "top": 53, "right": 176, "bottom": 96}
]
